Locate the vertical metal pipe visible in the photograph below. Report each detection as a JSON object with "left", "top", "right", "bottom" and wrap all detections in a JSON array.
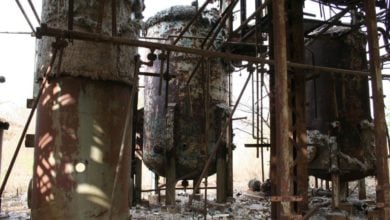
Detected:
[
  {"left": 256, "top": 65, "right": 260, "bottom": 159},
  {"left": 204, "top": 176, "right": 208, "bottom": 220},
  {"left": 227, "top": 67, "right": 233, "bottom": 198},
  {"left": 165, "top": 103, "right": 176, "bottom": 205},
  {"left": 260, "top": 70, "right": 265, "bottom": 182},
  {"left": 358, "top": 179, "right": 366, "bottom": 200},
  {"left": 240, "top": 0, "right": 247, "bottom": 36},
  {"left": 27, "top": 0, "right": 41, "bottom": 24},
  {"left": 268, "top": 2, "right": 277, "bottom": 218},
  {"left": 111, "top": 0, "right": 117, "bottom": 36},
  {"left": 330, "top": 138, "right": 340, "bottom": 209},
  {"left": 0, "top": 121, "right": 9, "bottom": 211},
  {"left": 272, "top": 0, "right": 292, "bottom": 217},
  {"left": 326, "top": 181, "right": 330, "bottom": 191},
  {"left": 68, "top": 0, "right": 74, "bottom": 30},
  {"left": 287, "top": 0, "right": 307, "bottom": 213},
  {"left": 363, "top": 1, "right": 390, "bottom": 217},
  {"left": 216, "top": 142, "right": 227, "bottom": 203}
]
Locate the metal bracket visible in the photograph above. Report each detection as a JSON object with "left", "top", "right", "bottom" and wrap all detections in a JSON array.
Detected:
[
  {"left": 25, "top": 134, "right": 35, "bottom": 148},
  {"left": 26, "top": 98, "right": 35, "bottom": 109}
]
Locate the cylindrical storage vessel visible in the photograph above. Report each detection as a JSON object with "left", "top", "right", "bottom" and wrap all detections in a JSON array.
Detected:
[
  {"left": 142, "top": 6, "right": 231, "bottom": 179},
  {"left": 305, "top": 28, "right": 374, "bottom": 181},
  {"left": 32, "top": 1, "right": 141, "bottom": 219}
]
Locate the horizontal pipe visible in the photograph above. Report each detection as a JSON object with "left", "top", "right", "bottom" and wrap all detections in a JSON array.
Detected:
[
  {"left": 36, "top": 25, "right": 370, "bottom": 76},
  {"left": 139, "top": 72, "right": 176, "bottom": 78}
]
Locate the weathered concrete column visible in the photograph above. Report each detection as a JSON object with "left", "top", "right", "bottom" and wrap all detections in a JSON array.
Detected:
[{"left": 32, "top": 1, "right": 142, "bottom": 219}]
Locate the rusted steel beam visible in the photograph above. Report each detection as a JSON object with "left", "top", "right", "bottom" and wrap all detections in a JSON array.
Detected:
[
  {"left": 172, "top": 0, "right": 212, "bottom": 45},
  {"left": 184, "top": 0, "right": 239, "bottom": 87},
  {"left": 363, "top": 0, "right": 390, "bottom": 218},
  {"left": 272, "top": 0, "right": 292, "bottom": 217},
  {"left": 15, "top": 0, "right": 35, "bottom": 33},
  {"left": 234, "top": 0, "right": 270, "bottom": 34},
  {"left": 36, "top": 25, "right": 371, "bottom": 77},
  {"left": 304, "top": 5, "right": 352, "bottom": 39},
  {"left": 287, "top": 0, "right": 307, "bottom": 213},
  {"left": 27, "top": 0, "right": 40, "bottom": 24}
]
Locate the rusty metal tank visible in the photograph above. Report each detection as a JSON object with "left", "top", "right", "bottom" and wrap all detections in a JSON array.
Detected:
[
  {"left": 142, "top": 6, "right": 231, "bottom": 179},
  {"left": 32, "top": 1, "right": 141, "bottom": 219},
  {"left": 305, "top": 27, "right": 374, "bottom": 182}
]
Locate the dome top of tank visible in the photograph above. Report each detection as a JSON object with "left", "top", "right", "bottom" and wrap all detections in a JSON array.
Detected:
[{"left": 145, "top": 5, "right": 220, "bottom": 29}]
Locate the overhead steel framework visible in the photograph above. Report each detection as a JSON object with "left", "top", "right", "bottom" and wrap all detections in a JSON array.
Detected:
[{"left": 1, "top": 0, "right": 390, "bottom": 219}]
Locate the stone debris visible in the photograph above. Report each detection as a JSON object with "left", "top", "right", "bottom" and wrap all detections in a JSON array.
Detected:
[{"left": 130, "top": 190, "right": 271, "bottom": 219}]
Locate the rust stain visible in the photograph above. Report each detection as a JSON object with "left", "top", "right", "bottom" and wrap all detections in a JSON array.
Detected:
[
  {"left": 142, "top": 6, "right": 231, "bottom": 179},
  {"left": 305, "top": 29, "right": 374, "bottom": 181}
]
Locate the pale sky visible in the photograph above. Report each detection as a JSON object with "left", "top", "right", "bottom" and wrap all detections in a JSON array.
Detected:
[
  {"left": 0, "top": 0, "right": 388, "bottom": 119},
  {"left": 0, "top": 0, "right": 205, "bottom": 107}
]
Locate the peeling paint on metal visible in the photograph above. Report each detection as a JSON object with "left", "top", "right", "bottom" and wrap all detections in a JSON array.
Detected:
[
  {"left": 142, "top": 6, "right": 231, "bottom": 179},
  {"left": 34, "top": 0, "right": 143, "bottom": 97},
  {"left": 305, "top": 29, "right": 375, "bottom": 181}
]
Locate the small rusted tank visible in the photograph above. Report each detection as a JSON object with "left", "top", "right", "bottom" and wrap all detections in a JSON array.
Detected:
[
  {"left": 142, "top": 6, "right": 231, "bottom": 179},
  {"left": 305, "top": 27, "right": 374, "bottom": 182}
]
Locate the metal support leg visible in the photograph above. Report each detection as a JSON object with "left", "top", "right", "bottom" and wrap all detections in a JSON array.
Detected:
[{"left": 216, "top": 145, "right": 227, "bottom": 203}]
